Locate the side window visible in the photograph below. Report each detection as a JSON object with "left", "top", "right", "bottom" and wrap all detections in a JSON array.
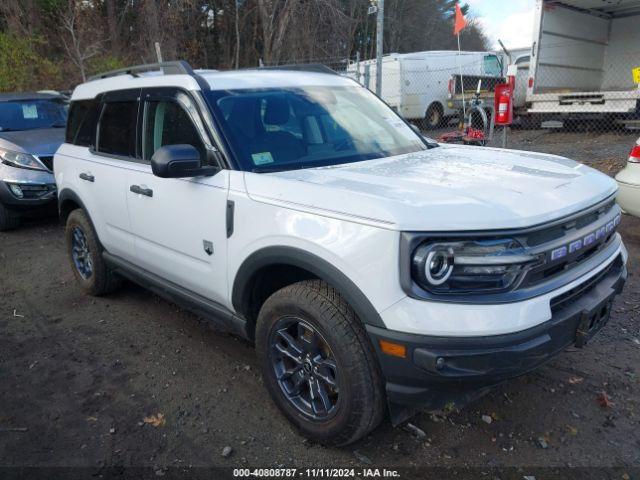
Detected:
[
  {"left": 483, "top": 55, "right": 503, "bottom": 76},
  {"left": 66, "top": 99, "right": 99, "bottom": 147},
  {"left": 143, "top": 100, "right": 207, "bottom": 162},
  {"left": 97, "top": 101, "right": 138, "bottom": 157}
]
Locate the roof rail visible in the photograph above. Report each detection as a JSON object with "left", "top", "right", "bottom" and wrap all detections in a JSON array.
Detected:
[
  {"left": 259, "top": 64, "right": 339, "bottom": 76},
  {"left": 87, "top": 60, "right": 210, "bottom": 90},
  {"left": 88, "top": 60, "right": 197, "bottom": 81}
]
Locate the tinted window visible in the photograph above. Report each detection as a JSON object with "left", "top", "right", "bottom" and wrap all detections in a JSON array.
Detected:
[
  {"left": 97, "top": 101, "right": 138, "bottom": 157},
  {"left": 143, "top": 100, "right": 206, "bottom": 161},
  {"left": 66, "top": 99, "right": 99, "bottom": 146},
  {"left": 0, "top": 99, "right": 67, "bottom": 132}
]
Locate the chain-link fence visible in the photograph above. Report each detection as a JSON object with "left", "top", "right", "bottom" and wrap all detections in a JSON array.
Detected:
[{"left": 265, "top": 33, "right": 640, "bottom": 155}]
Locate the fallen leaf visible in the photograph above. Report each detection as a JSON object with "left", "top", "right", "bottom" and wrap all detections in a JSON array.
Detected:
[
  {"left": 86, "top": 416, "right": 98, "bottom": 422},
  {"left": 568, "top": 376, "right": 584, "bottom": 385},
  {"left": 597, "top": 391, "right": 614, "bottom": 409},
  {"left": 566, "top": 425, "right": 578, "bottom": 436},
  {"left": 143, "top": 413, "right": 166, "bottom": 427}
]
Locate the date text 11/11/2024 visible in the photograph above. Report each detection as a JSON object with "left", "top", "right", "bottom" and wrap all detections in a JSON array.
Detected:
[{"left": 232, "top": 468, "right": 401, "bottom": 478}]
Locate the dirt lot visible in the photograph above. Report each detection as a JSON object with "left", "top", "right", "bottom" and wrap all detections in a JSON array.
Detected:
[{"left": 1, "top": 130, "right": 639, "bottom": 478}]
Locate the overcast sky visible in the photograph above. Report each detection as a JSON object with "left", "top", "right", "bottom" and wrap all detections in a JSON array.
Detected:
[{"left": 467, "top": 0, "right": 536, "bottom": 49}]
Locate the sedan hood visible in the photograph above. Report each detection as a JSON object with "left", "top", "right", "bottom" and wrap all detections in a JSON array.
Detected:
[
  {"left": 0, "top": 128, "right": 65, "bottom": 156},
  {"left": 244, "top": 144, "right": 618, "bottom": 231}
]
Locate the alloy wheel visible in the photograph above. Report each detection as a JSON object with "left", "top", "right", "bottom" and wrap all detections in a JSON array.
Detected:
[{"left": 269, "top": 317, "right": 340, "bottom": 420}]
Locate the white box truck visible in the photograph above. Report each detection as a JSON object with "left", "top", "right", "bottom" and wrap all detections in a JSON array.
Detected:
[
  {"left": 527, "top": 0, "right": 640, "bottom": 123},
  {"left": 346, "top": 51, "right": 505, "bottom": 129}
]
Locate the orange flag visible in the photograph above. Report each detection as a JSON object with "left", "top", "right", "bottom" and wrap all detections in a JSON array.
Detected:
[{"left": 454, "top": 3, "right": 468, "bottom": 36}]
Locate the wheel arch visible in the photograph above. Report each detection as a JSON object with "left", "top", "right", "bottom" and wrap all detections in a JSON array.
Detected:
[
  {"left": 58, "top": 188, "right": 87, "bottom": 224},
  {"left": 57, "top": 188, "right": 103, "bottom": 248},
  {"left": 232, "top": 246, "right": 387, "bottom": 338}
]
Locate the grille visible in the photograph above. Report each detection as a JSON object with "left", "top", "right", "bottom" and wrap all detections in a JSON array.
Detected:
[
  {"left": 518, "top": 200, "right": 620, "bottom": 289},
  {"left": 37, "top": 155, "right": 54, "bottom": 172}
]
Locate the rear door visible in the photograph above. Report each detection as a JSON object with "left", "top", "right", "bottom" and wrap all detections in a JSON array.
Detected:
[
  {"left": 58, "top": 90, "right": 140, "bottom": 261},
  {"left": 124, "top": 87, "right": 229, "bottom": 304}
]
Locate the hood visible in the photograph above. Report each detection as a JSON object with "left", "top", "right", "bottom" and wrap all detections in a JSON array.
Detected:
[
  {"left": 0, "top": 128, "right": 65, "bottom": 156},
  {"left": 244, "top": 144, "right": 618, "bottom": 231}
]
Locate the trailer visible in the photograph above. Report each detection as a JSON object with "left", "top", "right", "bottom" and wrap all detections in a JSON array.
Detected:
[
  {"left": 527, "top": 0, "right": 640, "bottom": 122},
  {"left": 346, "top": 51, "right": 505, "bottom": 129}
]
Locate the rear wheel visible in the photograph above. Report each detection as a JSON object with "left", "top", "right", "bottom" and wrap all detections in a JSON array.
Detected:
[
  {"left": 0, "top": 203, "right": 20, "bottom": 231},
  {"left": 424, "top": 103, "right": 444, "bottom": 130},
  {"left": 65, "top": 209, "right": 121, "bottom": 296},
  {"left": 255, "top": 280, "right": 385, "bottom": 446}
]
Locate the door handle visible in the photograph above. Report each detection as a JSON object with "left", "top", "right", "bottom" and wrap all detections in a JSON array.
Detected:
[
  {"left": 79, "top": 173, "right": 95, "bottom": 183},
  {"left": 130, "top": 185, "right": 153, "bottom": 197}
]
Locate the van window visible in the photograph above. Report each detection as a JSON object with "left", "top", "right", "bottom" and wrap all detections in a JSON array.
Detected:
[
  {"left": 483, "top": 55, "right": 502, "bottom": 77},
  {"left": 143, "top": 100, "right": 206, "bottom": 162},
  {"left": 66, "top": 99, "right": 99, "bottom": 147},
  {"left": 97, "top": 101, "right": 138, "bottom": 157}
]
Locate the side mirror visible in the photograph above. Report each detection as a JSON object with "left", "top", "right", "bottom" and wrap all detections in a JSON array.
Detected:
[{"left": 151, "top": 144, "right": 218, "bottom": 178}]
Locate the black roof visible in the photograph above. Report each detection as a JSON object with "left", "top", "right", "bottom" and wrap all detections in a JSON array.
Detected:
[{"left": 0, "top": 92, "right": 65, "bottom": 102}]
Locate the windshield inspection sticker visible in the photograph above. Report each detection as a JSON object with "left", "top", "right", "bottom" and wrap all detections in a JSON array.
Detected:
[
  {"left": 633, "top": 66, "right": 640, "bottom": 85},
  {"left": 22, "top": 104, "right": 38, "bottom": 119},
  {"left": 252, "top": 152, "right": 274, "bottom": 165}
]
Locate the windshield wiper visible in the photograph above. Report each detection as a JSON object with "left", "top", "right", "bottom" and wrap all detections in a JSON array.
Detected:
[{"left": 50, "top": 122, "right": 67, "bottom": 128}]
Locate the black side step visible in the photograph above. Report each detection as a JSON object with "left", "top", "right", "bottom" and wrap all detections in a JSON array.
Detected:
[{"left": 103, "top": 252, "right": 249, "bottom": 340}]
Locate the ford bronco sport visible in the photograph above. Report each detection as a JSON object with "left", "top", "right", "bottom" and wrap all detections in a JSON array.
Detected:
[{"left": 54, "top": 61, "right": 627, "bottom": 446}]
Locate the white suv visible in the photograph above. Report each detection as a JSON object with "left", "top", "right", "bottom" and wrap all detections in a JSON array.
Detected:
[{"left": 54, "top": 61, "right": 628, "bottom": 446}]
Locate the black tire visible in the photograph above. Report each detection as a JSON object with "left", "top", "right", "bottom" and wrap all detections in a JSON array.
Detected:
[
  {"left": 424, "top": 103, "right": 444, "bottom": 130},
  {"left": 256, "top": 280, "right": 385, "bottom": 446},
  {"left": 0, "top": 203, "right": 20, "bottom": 231},
  {"left": 65, "top": 209, "right": 121, "bottom": 296}
]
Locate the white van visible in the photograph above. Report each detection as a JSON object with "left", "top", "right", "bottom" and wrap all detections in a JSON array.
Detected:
[{"left": 346, "top": 51, "right": 505, "bottom": 129}]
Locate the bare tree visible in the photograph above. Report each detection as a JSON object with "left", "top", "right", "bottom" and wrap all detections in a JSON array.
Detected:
[{"left": 59, "top": 1, "right": 103, "bottom": 81}]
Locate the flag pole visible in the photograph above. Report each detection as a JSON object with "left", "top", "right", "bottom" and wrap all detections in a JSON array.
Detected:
[{"left": 457, "top": 32, "right": 466, "bottom": 126}]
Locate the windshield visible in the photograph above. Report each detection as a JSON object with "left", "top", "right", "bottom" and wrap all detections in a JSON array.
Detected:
[
  {"left": 0, "top": 99, "right": 68, "bottom": 132},
  {"left": 205, "top": 86, "right": 427, "bottom": 172}
]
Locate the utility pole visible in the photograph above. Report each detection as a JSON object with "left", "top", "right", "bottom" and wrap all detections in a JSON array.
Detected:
[{"left": 375, "top": 0, "right": 384, "bottom": 97}]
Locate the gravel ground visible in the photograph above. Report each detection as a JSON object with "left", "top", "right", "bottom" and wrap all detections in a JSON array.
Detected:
[{"left": 1, "top": 130, "right": 639, "bottom": 478}]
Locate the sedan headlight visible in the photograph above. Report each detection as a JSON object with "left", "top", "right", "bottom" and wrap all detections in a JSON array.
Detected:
[
  {"left": 411, "top": 238, "right": 542, "bottom": 295},
  {"left": 0, "top": 147, "right": 47, "bottom": 171}
]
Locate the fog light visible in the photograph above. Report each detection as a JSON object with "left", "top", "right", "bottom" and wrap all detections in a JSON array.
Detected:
[{"left": 8, "top": 183, "right": 24, "bottom": 198}]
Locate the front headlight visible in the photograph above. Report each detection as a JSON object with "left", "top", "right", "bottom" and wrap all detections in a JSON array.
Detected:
[
  {"left": 0, "top": 148, "right": 46, "bottom": 171},
  {"left": 411, "top": 238, "right": 542, "bottom": 295}
]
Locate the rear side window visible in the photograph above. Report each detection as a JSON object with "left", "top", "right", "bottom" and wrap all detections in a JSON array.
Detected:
[
  {"left": 97, "top": 101, "right": 138, "bottom": 157},
  {"left": 66, "top": 100, "right": 99, "bottom": 147}
]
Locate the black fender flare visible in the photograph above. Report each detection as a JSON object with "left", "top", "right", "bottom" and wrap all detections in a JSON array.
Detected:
[
  {"left": 231, "top": 246, "right": 387, "bottom": 329},
  {"left": 58, "top": 188, "right": 87, "bottom": 220},
  {"left": 57, "top": 188, "right": 101, "bottom": 245}
]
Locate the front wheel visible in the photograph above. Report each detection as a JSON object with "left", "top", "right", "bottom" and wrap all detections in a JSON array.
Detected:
[
  {"left": 0, "top": 203, "right": 20, "bottom": 231},
  {"left": 255, "top": 280, "right": 385, "bottom": 446}
]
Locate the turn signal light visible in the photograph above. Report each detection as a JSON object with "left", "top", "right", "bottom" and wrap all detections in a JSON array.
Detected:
[
  {"left": 629, "top": 145, "right": 640, "bottom": 163},
  {"left": 379, "top": 340, "right": 407, "bottom": 358}
]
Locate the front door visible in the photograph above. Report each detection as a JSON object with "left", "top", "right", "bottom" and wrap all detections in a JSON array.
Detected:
[{"left": 125, "top": 88, "right": 229, "bottom": 304}]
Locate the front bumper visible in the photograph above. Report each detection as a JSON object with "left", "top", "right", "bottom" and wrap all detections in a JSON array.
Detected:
[
  {"left": 0, "top": 163, "right": 57, "bottom": 210},
  {"left": 368, "top": 252, "right": 627, "bottom": 418}
]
